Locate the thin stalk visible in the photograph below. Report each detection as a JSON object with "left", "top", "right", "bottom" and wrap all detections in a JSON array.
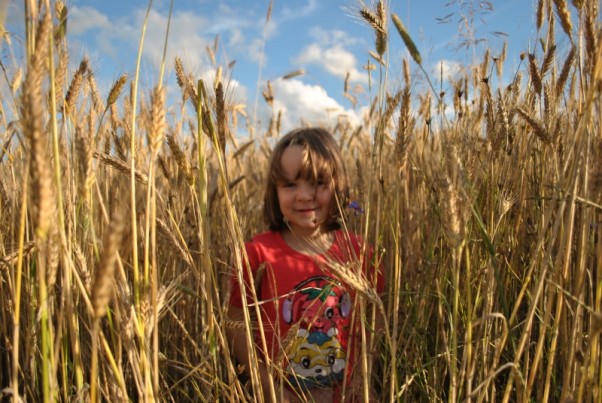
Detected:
[
  {"left": 388, "top": 188, "right": 402, "bottom": 401},
  {"left": 200, "top": 79, "right": 275, "bottom": 401},
  {"left": 131, "top": 0, "right": 153, "bottom": 304},
  {"left": 39, "top": 257, "right": 52, "bottom": 403},
  {"left": 543, "top": 200, "right": 576, "bottom": 402},
  {"left": 48, "top": 15, "right": 85, "bottom": 392},
  {"left": 252, "top": 0, "right": 273, "bottom": 131},
  {"left": 90, "top": 318, "right": 100, "bottom": 402},
  {"left": 196, "top": 80, "right": 214, "bottom": 371},
  {"left": 449, "top": 245, "right": 462, "bottom": 403},
  {"left": 465, "top": 246, "right": 473, "bottom": 401},
  {"left": 11, "top": 162, "right": 28, "bottom": 401},
  {"left": 588, "top": 229, "right": 602, "bottom": 400},
  {"left": 130, "top": 0, "right": 154, "bottom": 399}
]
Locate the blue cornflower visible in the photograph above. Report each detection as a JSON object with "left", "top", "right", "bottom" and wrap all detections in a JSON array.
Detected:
[{"left": 348, "top": 201, "right": 365, "bottom": 216}]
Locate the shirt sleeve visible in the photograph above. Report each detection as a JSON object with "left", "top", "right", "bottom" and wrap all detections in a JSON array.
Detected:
[{"left": 229, "top": 241, "right": 261, "bottom": 308}]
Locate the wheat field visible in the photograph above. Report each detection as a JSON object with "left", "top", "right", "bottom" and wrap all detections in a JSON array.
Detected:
[{"left": 0, "top": 0, "right": 601, "bottom": 401}]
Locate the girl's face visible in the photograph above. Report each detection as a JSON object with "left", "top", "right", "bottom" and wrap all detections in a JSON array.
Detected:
[{"left": 276, "top": 145, "right": 334, "bottom": 238}]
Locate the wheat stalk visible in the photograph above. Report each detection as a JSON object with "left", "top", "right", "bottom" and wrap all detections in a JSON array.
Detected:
[
  {"left": 541, "top": 44, "right": 556, "bottom": 77},
  {"left": 174, "top": 56, "right": 198, "bottom": 106},
  {"left": 149, "top": 85, "right": 166, "bottom": 157},
  {"left": 536, "top": 0, "right": 547, "bottom": 31},
  {"left": 553, "top": 0, "right": 573, "bottom": 39},
  {"left": 516, "top": 106, "right": 551, "bottom": 143},
  {"left": 360, "top": 2, "right": 388, "bottom": 57},
  {"left": 94, "top": 152, "right": 149, "bottom": 184},
  {"left": 90, "top": 199, "right": 126, "bottom": 402},
  {"left": 87, "top": 70, "right": 103, "bottom": 113},
  {"left": 556, "top": 46, "right": 576, "bottom": 96},
  {"left": 106, "top": 74, "right": 128, "bottom": 110},
  {"left": 528, "top": 53, "right": 543, "bottom": 95},
  {"left": 216, "top": 82, "right": 227, "bottom": 156},
  {"left": 19, "top": 11, "right": 56, "bottom": 400},
  {"left": 64, "top": 57, "right": 89, "bottom": 116},
  {"left": 166, "top": 133, "right": 194, "bottom": 186},
  {"left": 391, "top": 13, "right": 422, "bottom": 65}
]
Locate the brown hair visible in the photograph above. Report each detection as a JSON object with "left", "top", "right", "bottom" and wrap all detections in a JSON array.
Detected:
[{"left": 264, "top": 127, "right": 349, "bottom": 232}]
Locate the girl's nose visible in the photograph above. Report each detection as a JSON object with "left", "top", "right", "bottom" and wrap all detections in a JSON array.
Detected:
[{"left": 297, "top": 183, "right": 316, "bottom": 200}]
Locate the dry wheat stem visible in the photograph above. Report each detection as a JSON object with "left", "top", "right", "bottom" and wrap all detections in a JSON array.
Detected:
[
  {"left": 64, "top": 57, "right": 89, "bottom": 116},
  {"left": 392, "top": 13, "right": 422, "bottom": 65},
  {"left": 553, "top": 0, "right": 573, "bottom": 40}
]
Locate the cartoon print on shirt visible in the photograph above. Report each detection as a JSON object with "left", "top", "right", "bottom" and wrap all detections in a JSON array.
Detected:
[
  {"left": 282, "top": 276, "right": 352, "bottom": 388},
  {"left": 286, "top": 328, "right": 346, "bottom": 388}
]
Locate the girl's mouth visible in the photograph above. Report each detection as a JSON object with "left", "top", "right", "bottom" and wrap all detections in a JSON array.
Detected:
[{"left": 296, "top": 208, "right": 316, "bottom": 214}]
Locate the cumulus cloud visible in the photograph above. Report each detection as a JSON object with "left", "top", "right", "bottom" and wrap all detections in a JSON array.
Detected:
[
  {"left": 69, "top": 6, "right": 132, "bottom": 60},
  {"left": 430, "top": 59, "right": 464, "bottom": 82},
  {"left": 308, "top": 27, "right": 362, "bottom": 47},
  {"left": 264, "top": 78, "right": 361, "bottom": 132},
  {"left": 69, "top": 6, "right": 113, "bottom": 34},
  {"left": 143, "top": 9, "right": 213, "bottom": 71},
  {"left": 281, "top": 0, "right": 320, "bottom": 21},
  {"left": 69, "top": 5, "right": 259, "bottom": 74},
  {"left": 294, "top": 43, "right": 368, "bottom": 84}
]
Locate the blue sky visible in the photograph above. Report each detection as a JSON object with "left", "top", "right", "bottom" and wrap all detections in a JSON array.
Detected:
[{"left": 4, "top": 0, "right": 554, "bottom": 133}]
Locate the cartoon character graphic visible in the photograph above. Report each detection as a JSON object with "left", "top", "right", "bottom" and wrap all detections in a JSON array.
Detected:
[
  {"left": 282, "top": 276, "right": 351, "bottom": 332},
  {"left": 286, "top": 328, "right": 346, "bottom": 389},
  {"left": 282, "top": 276, "right": 352, "bottom": 389}
]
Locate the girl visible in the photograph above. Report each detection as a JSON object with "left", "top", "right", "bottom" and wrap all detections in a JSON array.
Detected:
[{"left": 227, "top": 127, "right": 384, "bottom": 402}]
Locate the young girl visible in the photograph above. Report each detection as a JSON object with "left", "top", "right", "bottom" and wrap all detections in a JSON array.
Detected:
[{"left": 227, "top": 127, "right": 384, "bottom": 402}]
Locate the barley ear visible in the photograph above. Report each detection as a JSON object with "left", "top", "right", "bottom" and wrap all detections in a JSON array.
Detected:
[
  {"left": 216, "top": 82, "right": 227, "bottom": 156},
  {"left": 64, "top": 57, "right": 89, "bottom": 116},
  {"left": 528, "top": 53, "right": 543, "bottom": 95},
  {"left": 516, "top": 106, "right": 551, "bottom": 143},
  {"left": 21, "top": 12, "right": 53, "bottom": 240},
  {"left": 91, "top": 196, "right": 126, "bottom": 318},
  {"left": 556, "top": 46, "right": 575, "bottom": 96},
  {"left": 106, "top": 74, "right": 128, "bottom": 110},
  {"left": 536, "top": 0, "right": 546, "bottom": 31},
  {"left": 149, "top": 85, "right": 166, "bottom": 157},
  {"left": 375, "top": 1, "right": 388, "bottom": 57},
  {"left": 360, "top": 2, "right": 387, "bottom": 57},
  {"left": 553, "top": 0, "right": 573, "bottom": 40},
  {"left": 391, "top": 13, "right": 422, "bottom": 65}
]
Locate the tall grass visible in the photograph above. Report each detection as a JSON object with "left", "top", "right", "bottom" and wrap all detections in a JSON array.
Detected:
[{"left": 0, "top": 0, "right": 601, "bottom": 401}]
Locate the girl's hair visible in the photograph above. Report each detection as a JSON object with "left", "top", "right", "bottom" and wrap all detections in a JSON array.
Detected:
[{"left": 264, "top": 127, "right": 349, "bottom": 232}]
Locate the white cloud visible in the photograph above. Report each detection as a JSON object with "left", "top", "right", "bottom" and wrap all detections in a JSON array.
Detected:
[
  {"left": 69, "top": 6, "right": 113, "bottom": 34},
  {"left": 211, "top": 4, "right": 254, "bottom": 33},
  {"left": 69, "top": 6, "right": 254, "bottom": 82},
  {"left": 430, "top": 59, "right": 464, "bottom": 82},
  {"left": 294, "top": 43, "right": 367, "bottom": 84},
  {"left": 143, "top": 9, "right": 212, "bottom": 71},
  {"left": 308, "top": 27, "right": 362, "bottom": 47},
  {"left": 281, "top": 0, "right": 319, "bottom": 21},
  {"left": 265, "top": 78, "right": 361, "bottom": 132}
]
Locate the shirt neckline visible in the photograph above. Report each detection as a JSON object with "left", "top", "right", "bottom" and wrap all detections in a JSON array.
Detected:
[{"left": 274, "top": 230, "right": 340, "bottom": 259}]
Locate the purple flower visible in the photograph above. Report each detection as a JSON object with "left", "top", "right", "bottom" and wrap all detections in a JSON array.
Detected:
[{"left": 348, "top": 201, "right": 365, "bottom": 216}]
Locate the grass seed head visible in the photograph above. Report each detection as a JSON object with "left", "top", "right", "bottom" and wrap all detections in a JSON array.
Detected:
[{"left": 392, "top": 13, "right": 422, "bottom": 65}]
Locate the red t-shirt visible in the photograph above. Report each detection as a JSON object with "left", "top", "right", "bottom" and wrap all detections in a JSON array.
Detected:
[{"left": 229, "top": 230, "right": 384, "bottom": 394}]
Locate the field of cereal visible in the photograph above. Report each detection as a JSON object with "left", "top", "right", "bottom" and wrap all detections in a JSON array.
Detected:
[{"left": 0, "top": 0, "right": 601, "bottom": 401}]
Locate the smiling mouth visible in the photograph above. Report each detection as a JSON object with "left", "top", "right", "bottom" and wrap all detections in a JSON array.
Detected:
[{"left": 296, "top": 208, "right": 316, "bottom": 214}]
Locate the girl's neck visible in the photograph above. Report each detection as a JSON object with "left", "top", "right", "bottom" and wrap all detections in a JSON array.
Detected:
[{"left": 282, "top": 229, "right": 335, "bottom": 255}]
